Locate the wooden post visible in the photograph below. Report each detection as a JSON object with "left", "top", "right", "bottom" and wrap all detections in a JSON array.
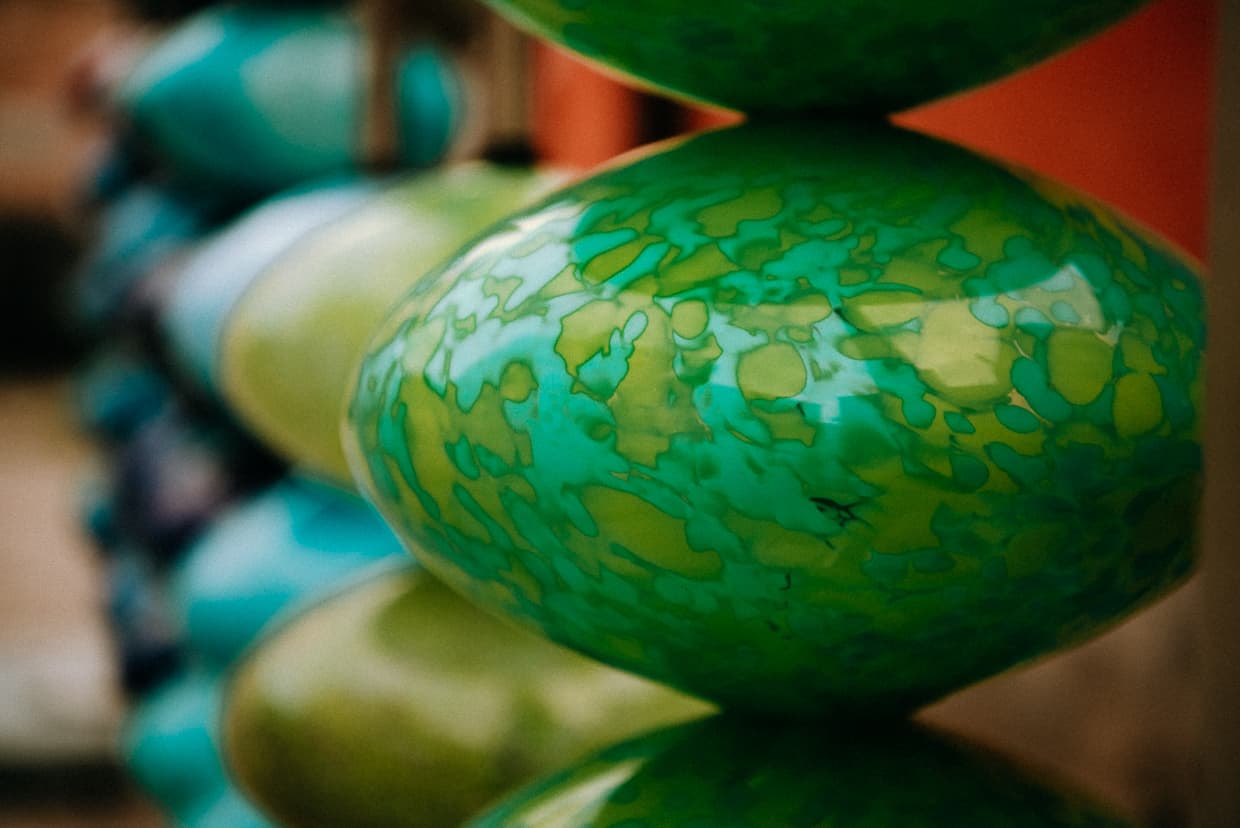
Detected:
[
  {"left": 1198, "top": 0, "right": 1240, "bottom": 824},
  {"left": 358, "top": 0, "right": 403, "bottom": 171},
  {"left": 482, "top": 12, "right": 530, "bottom": 149}
]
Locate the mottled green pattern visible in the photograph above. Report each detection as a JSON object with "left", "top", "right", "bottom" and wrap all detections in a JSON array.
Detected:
[
  {"left": 346, "top": 122, "right": 1204, "bottom": 715},
  {"left": 483, "top": 0, "right": 1143, "bottom": 113},
  {"left": 470, "top": 716, "right": 1134, "bottom": 827}
]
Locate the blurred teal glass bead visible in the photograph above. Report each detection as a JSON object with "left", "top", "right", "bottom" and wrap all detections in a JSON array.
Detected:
[
  {"left": 471, "top": 716, "right": 1133, "bottom": 827},
  {"left": 482, "top": 0, "right": 1144, "bottom": 113},
  {"left": 122, "top": 670, "right": 272, "bottom": 828},
  {"left": 187, "top": 789, "right": 274, "bottom": 828},
  {"left": 172, "top": 475, "right": 404, "bottom": 668},
  {"left": 118, "top": 5, "right": 464, "bottom": 195},
  {"left": 72, "top": 184, "right": 227, "bottom": 332},
  {"left": 346, "top": 121, "right": 1204, "bottom": 716},
  {"left": 72, "top": 348, "right": 172, "bottom": 443}
]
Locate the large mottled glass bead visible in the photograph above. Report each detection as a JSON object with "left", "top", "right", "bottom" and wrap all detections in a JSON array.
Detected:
[
  {"left": 470, "top": 717, "right": 1132, "bottom": 827},
  {"left": 219, "top": 165, "right": 562, "bottom": 485},
  {"left": 223, "top": 565, "right": 710, "bottom": 828},
  {"left": 345, "top": 122, "right": 1204, "bottom": 716},
  {"left": 482, "top": 0, "right": 1144, "bottom": 114}
]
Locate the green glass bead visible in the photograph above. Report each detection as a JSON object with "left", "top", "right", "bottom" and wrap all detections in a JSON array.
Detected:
[
  {"left": 482, "top": 0, "right": 1144, "bottom": 113},
  {"left": 222, "top": 565, "right": 710, "bottom": 828},
  {"left": 470, "top": 716, "right": 1134, "bottom": 827},
  {"left": 220, "top": 164, "right": 562, "bottom": 485},
  {"left": 345, "top": 121, "right": 1204, "bottom": 717}
]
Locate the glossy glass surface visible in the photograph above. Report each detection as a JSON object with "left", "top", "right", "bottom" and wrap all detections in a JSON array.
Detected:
[
  {"left": 223, "top": 566, "right": 710, "bottom": 828},
  {"left": 220, "top": 164, "right": 562, "bottom": 484},
  {"left": 119, "top": 6, "right": 463, "bottom": 194},
  {"left": 483, "top": 0, "right": 1144, "bottom": 113},
  {"left": 471, "top": 716, "right": 1132, "bottom": 827},
  {"left": 346, "top": 122, "right": 1204, "bottom": 715}
]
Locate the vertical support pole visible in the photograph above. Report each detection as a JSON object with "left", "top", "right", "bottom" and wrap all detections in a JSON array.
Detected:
[
  {"left": 482, "top": 11, "right": 531, "bottom": 149},
  {"left": 1199, "top": 0, "right": 1240, "bottom": 824},
  {"left": 358, "top": 0, "right": 403, "bottom": 171}
]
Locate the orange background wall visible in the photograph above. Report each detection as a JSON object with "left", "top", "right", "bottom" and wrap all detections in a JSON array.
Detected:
[{"left": 532, "top": 0, "right": 1217, "bottom": 260}]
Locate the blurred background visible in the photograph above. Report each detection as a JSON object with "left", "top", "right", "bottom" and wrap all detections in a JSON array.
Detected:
[{"left": 0, "top": 0, "right": 1229, "bottom": 825}]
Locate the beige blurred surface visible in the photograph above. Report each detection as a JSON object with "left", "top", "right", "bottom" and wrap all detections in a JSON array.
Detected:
[
  {"left": 924, "top": 584, "right": 1200, "bottom": 827},
  {"left": 0, "top": 2, "right": 160, "bottom": 823},
  {"left": 0, "top": 0, "right": 116, "bottom": 218},
  {"left": 0, "top": 379, "right": 118, "bottom": 761},
  {"left": 0, "top": 379, "right": 162, "bottom": 824}
]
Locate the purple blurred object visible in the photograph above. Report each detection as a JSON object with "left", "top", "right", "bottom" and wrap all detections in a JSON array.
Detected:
[{"left": 112, "top": 403, "right": 285, "bottom": 565}]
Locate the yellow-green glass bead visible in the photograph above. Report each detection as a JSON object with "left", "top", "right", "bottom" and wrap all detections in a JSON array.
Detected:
[
  {"left": 223, "top": 565, "right": 710, "bottom": 828},
  {"left": 220, "top": 164, "right": 562, "bottom": 485}
]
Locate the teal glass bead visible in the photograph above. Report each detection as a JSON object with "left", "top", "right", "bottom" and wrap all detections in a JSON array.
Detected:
[
  {"left": 122, "top": 670, "right": 272, "bottom": 827},
  {"left": 118, "top": 5, "right": 464, "bottom": 195},
  {"left": 482, "top": 0, "right": 1145, "bottom": 113},
  {"left": 346, "top": 121, "right": 1204, "bottom": 716},
  {"left": 73, "top": 184, "right": 226, "bottom": 332},
  {"left": 186, "top": 789, "right": 274, "bottom": 828},
  {"left": 171, "top": 475, "right": 404, "bottom": 668},
  {"left": 470, "top": 716, "right": 1133, "bottom": 827}
]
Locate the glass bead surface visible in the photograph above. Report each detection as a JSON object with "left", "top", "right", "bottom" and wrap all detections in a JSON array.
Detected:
[
  {"left": 171, "top": 475, "right": 404, "bottom": 669},
  {"left": 346, "top": 122, "right": 1204, "bottom": 716},
  {"left": 162, "top": 179, "right": 375, "bottom": 395},
  {"left": 470, "top": 716, "right": 1133, "bottom": 827},
  {"left": 483, "top": 0, "right": 1144, "bottom": 113},
  {"left": 119, "top": 5, "right": 463, "bottom": 195},
  {"left": 223, "top": 566, "right": 710, "bottom": 828},
  {"left": 220, "top": 164, "right": 561, "bottom": 484}
]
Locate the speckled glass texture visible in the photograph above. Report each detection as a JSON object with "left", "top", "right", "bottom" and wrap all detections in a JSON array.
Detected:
[{"left": 345, "top": 122, "right": 1204, "bottom": 716}]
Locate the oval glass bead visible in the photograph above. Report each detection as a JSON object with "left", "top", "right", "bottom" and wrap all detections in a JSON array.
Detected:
[{"left": 346, "top": 121, "right": 1204, "bottom": 716}]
